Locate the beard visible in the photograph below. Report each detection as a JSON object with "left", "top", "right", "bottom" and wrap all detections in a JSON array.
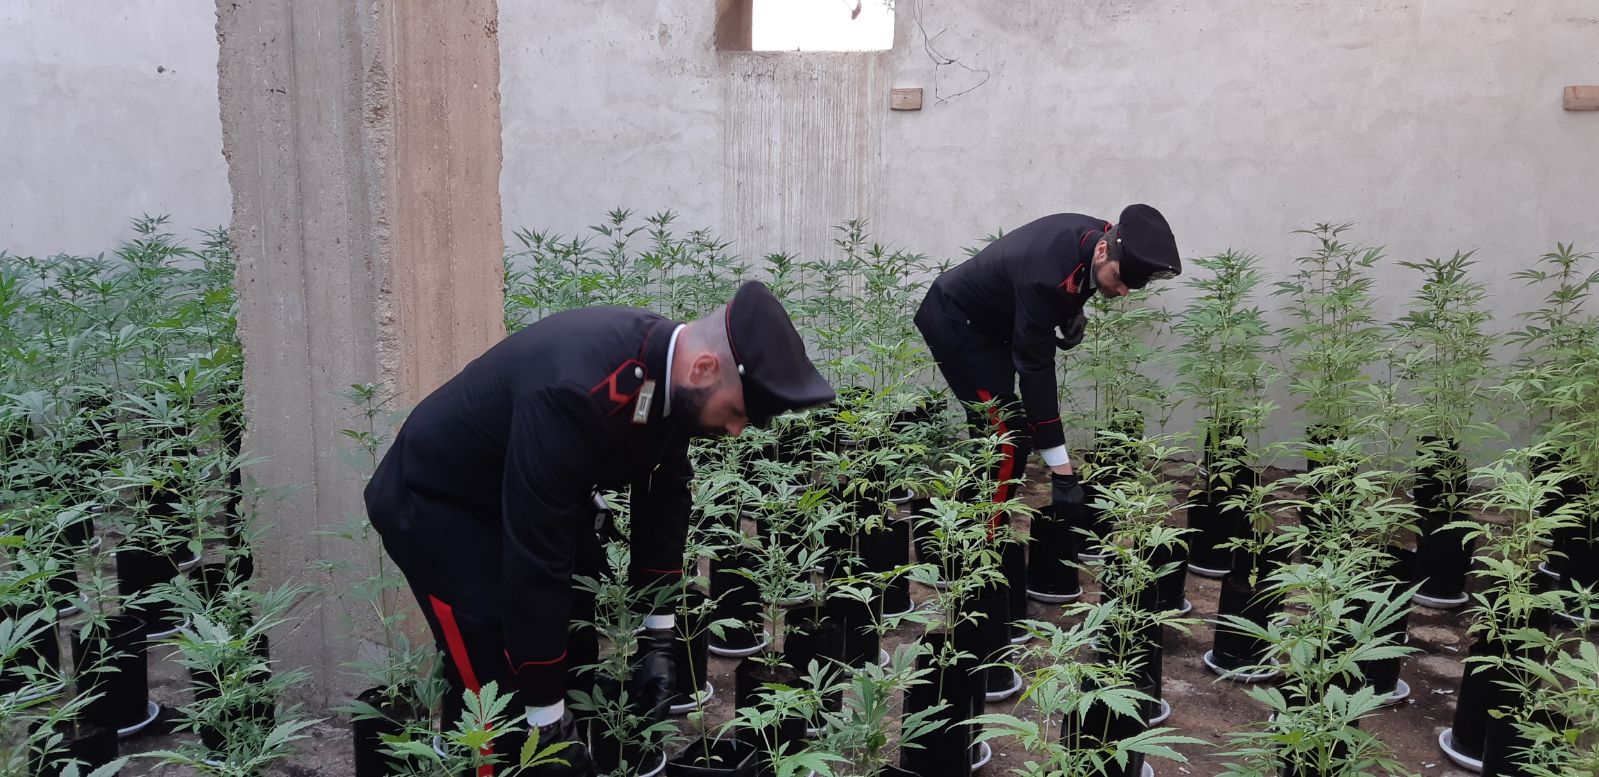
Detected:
[{"left": 671, "top": 383, "right": 723, "bottom": 436}]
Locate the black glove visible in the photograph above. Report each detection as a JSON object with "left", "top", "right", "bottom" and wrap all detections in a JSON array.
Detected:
[
  {"left": 630, "top": 627, "right": 678, "bottom": 721},
  {"left": 529, "top": 711, "right": 595, "bottom": 777},
  {"left": 1055, "top": 312, "right": 1088, "bottom": 351},
  {"left": 1051, "top": 471, "right": 1085, "bottom": 526}
]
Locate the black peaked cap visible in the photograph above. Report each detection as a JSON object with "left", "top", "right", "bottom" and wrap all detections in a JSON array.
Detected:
[
  {"left": 1110, "top": 204, "right": 1181, "bottom": 290},
  {"left": 725, "top": 281, "right": 836, "bottom": 426}
]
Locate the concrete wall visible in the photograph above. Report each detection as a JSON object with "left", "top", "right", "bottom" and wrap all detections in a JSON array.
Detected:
[
  {"left": 0, "top": 1, "right": 229, "bottom": 256},
  {"left": 499, "top": 0, "right": 1599, "bottom": 449},
  {"left": 501, "top": 0, "right": 1598, "bottom": 281}
]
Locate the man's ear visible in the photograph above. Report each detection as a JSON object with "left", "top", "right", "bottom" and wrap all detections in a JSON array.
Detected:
[{"left": 688, "top": 352, "right": 721, "bottom": 387}]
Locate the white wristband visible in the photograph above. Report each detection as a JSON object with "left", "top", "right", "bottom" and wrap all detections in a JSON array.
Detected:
[
  {"left": 643, "top": 614, "right": 675, "bottom": 630},
  {"left": 1040, "top": 445, "right": 1070, "bottom": 468},
  {"left": 526, "top": 701, "right": 564, "bottom": 728}
]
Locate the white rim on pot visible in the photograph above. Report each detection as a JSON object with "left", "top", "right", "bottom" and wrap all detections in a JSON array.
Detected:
[
  {"left": 1437, "top": 727, "right": 1484, "bottom": 773},
  {"left": 1148, "top": 698, "right": 1173, "bottom": 726},
  {"left": 1537, "top": 561, "right": 1561, "bottom": 580},
  {"left": 11, "top": 681, "right": 67, "bottom": 704},
  {"left": 177, "top": 551, "right": 203, "bottom": 573},
  {"left": 636, "top": 752, "right": 667, "bottom": 777},
  {"left": 1186, "top": 564, "right": 1229, "bottom": 579},
  {"left": 881, "top": 602, "right": 916, "bottom": 619},
  {"left": 1076, "top": 551, "right": 1111, "bottom": 563},
  {"left": 1175, "top": 599, "right": 1193, "bottom": 617},
  {"left": 1411, "top": 590, "right": 1470, "bottom": 610},
  {"left": 1556, "top": 609, "right": 1597, "bottom": 628},
  {"left": 1381, "top": 679, "right": 1411, "bottom": 707},
  {"left": 970, "top": 740, "right": 994, "bottom": 770},
  {"left": 1141, "top": 761, "right": 1155, "bottom": 777},
  {"left": 984, "top": 669, "right": 1024, "bottom": 703},
  {"left": 1026, "top": 587, "right": 1083, "bottom": 604},
  {"left": 667, "top": 681, "right": 714, "bottom": 715},
  {"left": 145, "top": 615, "right": 193, "bottom": 641},
  {"left": 1201, "top": 650, "right": 1281, "bottom": 683},
  {"left": 117, "top": 701, "right": 162, "bottom": 738},
  {"left": 707, "top": 635, "right": 771, "bottom": 659}
]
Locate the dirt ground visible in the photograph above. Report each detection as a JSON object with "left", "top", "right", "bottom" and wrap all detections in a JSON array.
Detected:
[{"left": 109, "top": 461, "right": 1516, "bottom": 776}]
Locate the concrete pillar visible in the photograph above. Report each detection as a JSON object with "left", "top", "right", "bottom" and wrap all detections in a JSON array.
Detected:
[{"left": 216, "top": 0, "right": 504, "bottom": 705}]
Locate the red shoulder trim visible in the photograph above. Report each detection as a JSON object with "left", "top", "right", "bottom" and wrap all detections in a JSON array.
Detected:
[{"left": 589, "top": 359, "right": 646, "bottom": 416}]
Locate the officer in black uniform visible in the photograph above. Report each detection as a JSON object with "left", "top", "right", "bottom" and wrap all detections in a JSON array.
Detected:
[
  {"left": 365, "top": 281, "right": 833, "bottom": 776},
  {"left": 913, "top": 204, "right": 1180, "bottom": 605}
]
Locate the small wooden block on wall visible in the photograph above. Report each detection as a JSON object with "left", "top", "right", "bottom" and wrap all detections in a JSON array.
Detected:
[
  {"left": 1564, "top": 85, "right": 1599, "bottom": 111},
  {"left": 891, "top": 87, "right": 923, "bottom": 111}
]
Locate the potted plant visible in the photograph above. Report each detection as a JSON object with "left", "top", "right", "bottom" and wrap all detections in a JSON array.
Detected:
[
  {"left": 1435, "top": 452, "right": 1573, "bottom": 772},
  {"left": 802, "top": 642, "right": 947, "bottom": 777},
  {"left": 1172, "top": 251, "right": 1276, "bottom": 578},
  {"left": 1393, "top": 252, "right": 1499, "bottom": 609},
  {"left": 975, "top": 602, "right": 1203, "bottom": 777}
]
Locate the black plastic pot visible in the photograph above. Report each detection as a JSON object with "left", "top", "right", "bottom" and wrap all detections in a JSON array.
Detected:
[
  {"left": 115, "top": 547, "right": 181, "bottom": 634},
  {"left": 1152, "top": 540, "right": 1190, "bottom": 613},
  {"left": 1556, "top": 523, "right": 1598, "bottom": 619},
  {"left": 865, "top": 518, "right": 913, "bottom": 617},
  {"left": 710, "top": 548, "right": 764, "bottom": 654},
  {"left": 72, "top": 613, "right": 151, "bottom": 732},
  {"left": 1189, "top": 421, "right": 1256, "bottom": 575},
  {"left": 824, "top": 593, "right": 881, "bottom": 669},
  {"left": 1481, "top": 706, "right": 1565, "bottom": 777},
  {"left": 29, "top": 719, "right": 118, "bottom": 776},
  {"left": 1026, "top": 501, "right": 1082, "bottom": 600},
  {"left": 784, "top": 607, "right": 845, "bottom": 713},
  {"left": 667, "top": 735, "right": 758, "bottom": 777},
  {"left": 1448, "top": 637, "right": 1518, "bottom": 764},
  {"left": 1360, "top": 548, "right": 1417, "bottom": 698},
  {"left": 1209, "top": 556, "right": 1280, "bottom": 672},
  {"left": 901, "top": 631, "right": 977, "bottom": 777},
  {"left": 589, "top": 723, "right": 665, "bottom": 777},
  {"left": 1413, "top": 438, "right": 1473, "bottom": 605},
  {"left": 954, "top": 583, "right": 1013, "bottom": 703},
  {"left": 352, "top": 687, "right": 421, "bottom": 777},
  {"left": 1060, "top": 685, "right": 1148, "bottom": 777},
  {"left": 1000, "top": 527, "right": 1029, "bottom": 641},
  {"left": 732, "top": 657, "right": 806, "bottom": 777},
  {"left": 0, "top": 606, "right": 60, "bottom": 696}
]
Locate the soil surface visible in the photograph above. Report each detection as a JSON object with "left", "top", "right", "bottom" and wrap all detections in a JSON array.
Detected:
[{"left": 103, "top": 462, "right": 1537, "bottom": 776}]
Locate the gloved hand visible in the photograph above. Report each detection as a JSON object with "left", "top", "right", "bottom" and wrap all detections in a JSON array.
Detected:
[
  {"left": 527, "top": 711, "right": 595, "bottom": 777},
  {"left": 630, "top": 627, "right": 678, "bottom": 721},
  {"left": 1051, "top": 471, "right": 1085, "bottom": 526},
  {"left": 1055, "top": 312, "right": 1088, "bottom": 351}
]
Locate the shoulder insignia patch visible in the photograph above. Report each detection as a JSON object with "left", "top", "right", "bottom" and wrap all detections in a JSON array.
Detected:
[
  {"left": 1061, "top": 264, "right": 1087, "bottom": 294},
  {"left": 590, "top": 359, "right": 647, "bottom": 416}
]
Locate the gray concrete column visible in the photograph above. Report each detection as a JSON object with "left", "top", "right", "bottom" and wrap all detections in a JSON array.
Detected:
[{"left": 216, "top": 0, "right": 504, "bottom": 705}]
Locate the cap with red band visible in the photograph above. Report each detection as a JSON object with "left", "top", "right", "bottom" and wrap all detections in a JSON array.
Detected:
[{"left": 725, "top": 281, "right": 835, "bottom": 426}]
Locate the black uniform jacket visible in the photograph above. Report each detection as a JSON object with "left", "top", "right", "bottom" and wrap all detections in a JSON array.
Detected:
[
  {"left": 929, "top": 213, "right": 1109, "bottom": 451},
  {"left": 365, "top": 306, "right": 691, "bottom": 702}
]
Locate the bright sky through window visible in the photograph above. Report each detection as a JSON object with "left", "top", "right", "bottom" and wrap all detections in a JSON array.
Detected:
[{"left": 751, "top": 0, "right": 894, "bottom": 51}]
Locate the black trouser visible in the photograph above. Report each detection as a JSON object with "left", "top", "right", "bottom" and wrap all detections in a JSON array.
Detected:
[
  {"left": 914, "top": 289, "right": 1034, "bottom": 511},
  {"left": 395, "top": 516, "right": 606, "bottom": 775}
]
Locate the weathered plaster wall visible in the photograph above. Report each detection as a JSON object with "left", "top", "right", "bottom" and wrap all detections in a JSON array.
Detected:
[
  {"left": 0, "top": 1, "right": 229, "bottom": 256},
  {"left": 499, "top": 0, "right": 1599, "bottom": 446},
  {"left": 216, "top": 0, "right": 504, "bottom": 704},
  {"left": 501, "top": 1, "right": 1598, "bottom": 281}
]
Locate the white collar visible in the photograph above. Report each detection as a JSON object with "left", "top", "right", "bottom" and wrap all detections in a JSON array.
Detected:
[{"left": 662, "top": 324, "right": 686, "bottom": 416}]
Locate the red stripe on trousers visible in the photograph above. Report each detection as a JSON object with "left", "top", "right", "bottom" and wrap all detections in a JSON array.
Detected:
[
  {"left": 975, "top": 390, "right": 1018, "bottom": 534},
  {"left": 430, "top": 595, "right": 495, "bottom": 777}
]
